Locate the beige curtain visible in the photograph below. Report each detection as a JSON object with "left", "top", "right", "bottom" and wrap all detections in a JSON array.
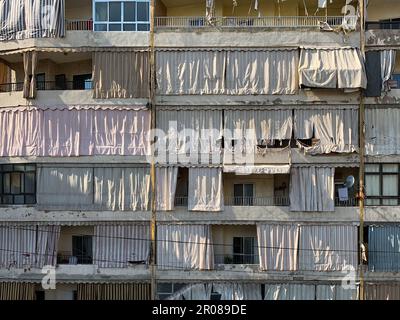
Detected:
[
  {"left": 93, "top": 51, "right": 149, "bottom": 99},
  {"left": 77, "top": 283, "right": 151, "bottom": 300},
  {"left": 0, "top": 282, "right": 35, "bottom": 300},
  {"left": 29, "top": 51, "right": 38, "bottom": 99},
  {"left": 23, "top": 52, "right": 31, "bottom": 98},
  {"left": 0, "top": 61, "right": 10, "bottom": 85}
]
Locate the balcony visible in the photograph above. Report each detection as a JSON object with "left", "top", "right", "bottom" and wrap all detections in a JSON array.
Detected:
[
  {"left": 155, "top": 15, "right": 355, "bottom": 30},
  {"left": 0, "top": 81, "right": 93, "bottom": 93},
  {"left": 66, "top": 19, "right": 93, "bottom": 31}
]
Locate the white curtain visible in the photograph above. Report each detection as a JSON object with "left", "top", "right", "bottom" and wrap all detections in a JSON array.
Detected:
[
  {"left": 299, "top": 225, "right": 358, "bottom": 271},
  {"left": 157, "top": 224, "right": 214, "bottom": 270},
  {"left": 156, "top": 109, "right": 222, "bottom": 164},
  {"left": 0, "top": 0, "right": 65, "bottom": 41},
  {"left": 224, "top": 109, "right": 292, "bottom": 153},
  {"left": 156, "top": 167, "right": 178, "bottom": 211},
  {"left": 0, "top": 108, "right": 151, "bottom": 157},
  {"left": 188, "top": 167, "right": 224, "bottom": 211},
  {"left": 257, "top": 224, "right": 299, "bottom": 271},
  {"left": 94, "top": 167, "right": 151, "bottom": 211},
  {"left": 0, "top": 224, "right": 60, "bottom": 269},
  {"left": 156, "top": 51, "right": 226, "bottom": 94},
  {"left": 212, "top": 283, "right": 262, "bottom": 300},
  {"left": 316, "top": 285, "right": 358, "bottom": 300},
  {"left": 289, "top": 167, "right": 335, "bottom": 212},
  {"left": 264, "top": 284, "right": 315, "bottom": 300},
  {"left": 93, "top": 225, "right": 150, "bottom": 268},
  {"left": 381, "top": 50, "right": 396, "bottom": 92},
  {"left": 299, "top": 48, "right": 367, "bottom": 89},
  {"left": 225, "top": 50, "right": 298, "bottom": 94},
  {"left": 294, "top": 108, "right": 358, "bottom": 154},
  {"left": 169, "top": 283, "right": 212, "bottom": 300},
  {"left": 37, "top": 167, "right": 94, "bottom": 210},
  {"left": 366, "top": 108, "right": 400, "bottom": 155}
]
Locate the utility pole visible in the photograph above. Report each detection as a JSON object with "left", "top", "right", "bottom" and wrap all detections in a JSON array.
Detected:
[
  {"left": 358, "top": 0, "right": 366, "bottom": 301},
  {"left": 149, "top": 0, "right": 157, "bottom": 301}
]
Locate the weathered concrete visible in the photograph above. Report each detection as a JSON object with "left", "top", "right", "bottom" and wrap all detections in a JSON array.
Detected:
[{"left": 366, "top": 30, "right": 400, "bottom": 49}]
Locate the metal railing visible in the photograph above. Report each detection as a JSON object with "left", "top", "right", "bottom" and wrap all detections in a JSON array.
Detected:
[
  {"left": 335, "top": 197, "right": 359, "bottom": 207},
  {"left": 174, "top": 196, "right": 188, "bottom": 207},
  {"left": 225, "top": 196, "right": 290, "bottom": 207},
  {"left": 66, "top": 19, "right": 93, "bottom": 31},
  {"left": 57, "top": 252, "right": 93, "bottom": 265},
  {"left": 214, "top": 254, "right": 259, "bottom": 265},
  {"left": 366, "top": 21, "right": 400, "bottom": 30},
  {"left": 0, "top": 81, "right": 93, "bottom": 92},
  {"left": 155, "top": 16, "right": 356, "bottom": 29}
]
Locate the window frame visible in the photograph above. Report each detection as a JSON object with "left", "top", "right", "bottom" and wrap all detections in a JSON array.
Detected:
[
  {"left": 233, "top": 183, "right": 254, "bottom": 206},
  {"left": 0, "top": 164, "right": 36, "bottom": 205},
  {"left": 232, "top": 236, "right": 258, "bottom": 264},
  {"left": 365, "top": 163, "right": 400, "bottom": 206},
  {"left": 72, "top": 235, "right": 93, "bottom": 264},
  {"left": 92, "top": 0, "right": 150, "bottom": 32}
]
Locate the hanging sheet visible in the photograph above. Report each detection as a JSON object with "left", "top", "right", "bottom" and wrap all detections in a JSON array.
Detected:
[{"left": 156, "top": 167, "right": 178, "bottom": 211}]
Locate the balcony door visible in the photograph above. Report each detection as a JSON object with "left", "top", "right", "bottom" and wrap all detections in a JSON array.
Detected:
[{"left": 234, "top": 183, "right": 254, "bottom": 206}]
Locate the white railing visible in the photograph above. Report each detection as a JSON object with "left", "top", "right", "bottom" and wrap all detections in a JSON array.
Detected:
[
  {"left": 66, "top": 19, "right": 93, "bottom": 31},
  {"left": 155, "top": 16, "right": 357, "bottom": 29}
]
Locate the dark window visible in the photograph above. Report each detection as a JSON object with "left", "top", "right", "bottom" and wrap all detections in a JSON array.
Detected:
[
  {"left": 72, "top": 74, "right": 92, "bottom": 90},
  {"left": 55, "top": 74, "right": 67, "bottom": 90},
  {"left": 124, "top": 2, "right": 135, "bottom": 21},
  {"left": 233, "top": 237, "right": 257, "bottom": 264},
  {"left": 95, "top": 2, "right": 108, "bottom": 21},
  {"left": 0, "top": 164, "right": 36, "bottom": 205},
  {"left": 72, "top": 235, "right": 93, "bottom": 264},
  {"left": 365, "top": 164, "right": 400, "bottom": 206},
  {"left": 234, "top": 183, "right": 254, "bottom": 206},
  {"left": 109, "top": 1, "right": 122, "bottom": 22},
  {"left": 137, "top": 2, "right": 149, "bottom": 21},
  {"left": 36, "top": 73, "right": 45, "bottom": 90}
]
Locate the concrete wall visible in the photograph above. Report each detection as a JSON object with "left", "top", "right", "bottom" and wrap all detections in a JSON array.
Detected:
[
  {"left": 212, "top": 225, "right": 257, "bottom": 261},
  {"left": 367, "top": 1, "right": 400, "bottom": 21},
  {"left": 58, "top": 226, "right": 94, "bottom": 254},
  {"left": 65, "top": 0, "right": 92, "bottom": 20}
]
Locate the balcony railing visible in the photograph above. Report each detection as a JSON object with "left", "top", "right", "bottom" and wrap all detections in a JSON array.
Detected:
[
  {"left": 66, "top": 19, "right": 93, "bottom": 31},
  {"left": 155, "top": 16, "right": 356, "bottom": 29},
  {"left": 366, "top": 21, "right": 400, "bottom": 30},
  {"left": 335, "top": 197, "right": 359, "bottom": 207},
  {"left": 214, "top": 253, "right": 259, "bottom": 265},
  {"left": 0, "top": 81, "right": 93, "bottom": 93},
  {"left": 57, "top": 252, "right": 93, "bottom": 265}
]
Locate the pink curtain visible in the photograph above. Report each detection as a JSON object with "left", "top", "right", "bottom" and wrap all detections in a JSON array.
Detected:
[{"left": 0, "top": 107, "right": 150, "bottom": 156}]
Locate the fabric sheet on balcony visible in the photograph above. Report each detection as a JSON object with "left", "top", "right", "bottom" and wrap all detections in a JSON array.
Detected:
[
  {"left": 93, "top": 225, "right": 150, "bottom": 268},
  {"left": 298, "top": 225, "right": 358, "bottom": 271},
  {"left": 168, "top": 283, "right": 212, "bottom": 300},
  {"left": 299, "top": 48, "right": 367, "bottom": 89},
  {"left": 381, "top": 50, "right": 396, "bottom": 92},
  {"left": 264, "top": 284, "right": 315, "bottom": 300},
  {"left": 225, "top": 50, "right": 299, "bottom": 94},
  {"left": 188, "top": 167, "right": 224, "bottom": 211},
  {"left": 366, "top": 108, "right": 400, "bottom": 155},
  {"left": 223, "top": 165, "right": 290, "bottom": 175},
  {"left": 368, "top": 225, "right": 400, "bottom": 272},
  {"left": 316, "top": 285, "right": 358, "bottom": 300},
  {"left": 289, "top": 167, "right": 335, "bottom": 212},
  {"left": 294, "top": 108, "right": 358, "bottom": 154},
  {"left": 0, "top": 0, "right": 65, "bottom": 41},
  {"left": 156, "top": 109, "right": 222, "bottom": 164},
  {"left": 0, "top": 224, "right": 60, "bottom": 269},
  {"left": 156, "top": 167, "right": 178, "bottom": 211},
  {"left": 77, "top": 283, "right": 151, "bottom": 300},
  {"left": 0, "top": 107, "right": 150, "bottom": 157},
  {"left": 212, "top": 283, "right": 262, "bottom": 300},
  {"left": 365, "top": 284, "right": 400, "bottom": 300},
  {"left": 93, "top": 51, "right": 149, "bottom": 98},
  {"left": 93, "top": 167, "right": 151, "bottom": 211},
  {"left": 156, "top": 51, "right": 226, "bottom": 94},
  {"left": 38, "top": 166, "right": 151, "bottom": 211},
  {"left": 157, "top": 224, "right": 214, "bottom": 270},
  {"left": 37, "top": 167, "right": 94, "bottom": 210},
  {"left": 257, "top": 224, "right": 299, "bottom": 271},
  {"left": 224, "top": 109, "right": 293, "bottom": 153},
  {"left": 0, "top": 282, "right": 36, "bottom": 300}
]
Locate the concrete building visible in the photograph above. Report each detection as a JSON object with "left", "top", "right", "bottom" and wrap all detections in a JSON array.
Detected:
[{"left": 0, "top": 0, "right": 400, "bottom": 300}]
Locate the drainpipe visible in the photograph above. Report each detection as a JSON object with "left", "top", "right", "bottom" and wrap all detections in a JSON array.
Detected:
[
  {"left": 358, "top": 0, "right": 366, "bottom": 301},
  {"left": 149, "top": 0, "right": 157, "bottom": 301}
]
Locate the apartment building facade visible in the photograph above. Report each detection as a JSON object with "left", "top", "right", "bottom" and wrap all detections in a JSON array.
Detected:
[{"left": 0, "top": 0, "right": 400, "bottom": 300}]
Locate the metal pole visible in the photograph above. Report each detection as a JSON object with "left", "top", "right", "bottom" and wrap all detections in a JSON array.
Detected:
[
  {"left": 149, "top": 0, "right": 157, "bottom": 301},
  {"left": 358, "top": 0, "right": 366, "bottom": 301}
]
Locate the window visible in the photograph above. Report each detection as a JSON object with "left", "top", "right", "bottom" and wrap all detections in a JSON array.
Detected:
[
  {"left": 0, "top": 164, "right": 36, "bottom": 205},
  {"left": 93, "top": 0, "right": 150, "bottom": 32},
  {"left": 233, "top": 237, "right": 258, "bottom": 264},
  {"left": 72, "top": 235, "right": 93, "bottom": 264},
  {"left": 234, "top": 183, "right": 254, "bottom": 206},
  {"left": 72, "top": 74, "right": 93, "bottom": 90},
  {"left": 157, "top": 283, "right": 186, "bottom": 300},
  {"left": 365, "top": 164, "right": 400, "bottom": 205}
]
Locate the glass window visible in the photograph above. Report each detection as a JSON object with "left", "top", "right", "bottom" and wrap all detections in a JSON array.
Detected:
[
  {"left": 233, "top": 237, "right": 257, "bottom": 264},
  {"left": 72, "top": 235, "right": 93, "bottom": 264},
  {"left": 0, "top": 164, "right": 36, "bottom": 205},
  {"left": 109, "top": 2, "right": 122, "bottom": 22},
  {"left": 234, "top": 183, "right": 254, "bottom": 206},
  {"left": 93, "top": 0, "right": 150, "bottom": 32},
  {"left": 95, "top": 2, "right": 108, "bottom": 21},
  {"left": 124, "top": 2, "right": 136, "bottom": 22}
]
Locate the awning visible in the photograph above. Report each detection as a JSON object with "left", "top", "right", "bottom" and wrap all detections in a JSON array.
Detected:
[{"left": 223, "top": 165, "right": 290, "bottom": 175}]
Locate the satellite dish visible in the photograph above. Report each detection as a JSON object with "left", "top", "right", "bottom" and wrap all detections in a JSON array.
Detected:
[{"left": 344, "top": 175, "right": 355, "bottom": 188}]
